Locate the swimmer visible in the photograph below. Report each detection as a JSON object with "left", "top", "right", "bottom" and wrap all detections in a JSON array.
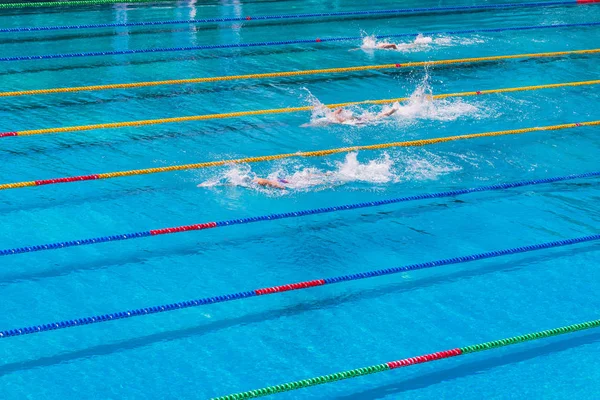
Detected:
[
  {"left": 253, "top": 170, "right": 333, "bottom": 189},
  {"left": 331, "top": 108, "right": 357, "bottom": 123},
  {"left": 198, "top": 170, "right": 335, "bottom": 190},
  {"left": 330, "top": 108, "right": 374, "bottom": 124},
  {"left": 350, "top": 41, "right": 398, "bottom": 51},
  {"left": 198, "top": 175, "right": 290, "bottom": 189},
  {"left": 323, "top": 105, "right": 397, "bottom": 125},
  {"left": 377, "top": 43, "right": 398, "bottom": 50},
  {"left": 351, "top": 35, "right": 433, "bottom": 52},
  {"left": 253, "top": 177, "right": 289, "bottom": 190}
]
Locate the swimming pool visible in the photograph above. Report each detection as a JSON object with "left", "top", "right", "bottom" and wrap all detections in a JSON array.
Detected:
[{"left": 0, "top": 0, "right": 599, "bottom": 398}]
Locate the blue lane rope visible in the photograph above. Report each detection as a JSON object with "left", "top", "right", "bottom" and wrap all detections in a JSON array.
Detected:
[
  {"left": 0, "top": 2, "right": 581, "bottom": 33},
  {"left": 1, "top": 22, "right": 599, "bottom": 62},
  {"left": 0, "top": 171, "right": 598, "bottom": 257},
  {"left": 1, "top": 233, "right": 598, "bottom": 339}
]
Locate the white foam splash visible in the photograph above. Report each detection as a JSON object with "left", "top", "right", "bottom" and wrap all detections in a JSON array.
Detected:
[
  {"left": 196, "top": 164, "right": 254, "bottom": 188},
  {"left": 359, "top": 34, "right": 433, "bottom": 52},
  {"left": 302, "top": 72, "right": 482, "bottom": 128},
  {"left": 398, "top": 151, "right": 462, "bottom": 181},
  {"left": 387, "top": 73, "right": 480, "bottom": 123},
  {"left": 196, "top": 150, "right": 463, "bottom": 194},
  {"left": 197, "top": 152, "right": 396, "bottom": 192},
  {"left": 357, "top": 33, "right": 484, "bottom": 53},
  {"left": 335, "top": 152, "right": 394, "bottom": 183}
]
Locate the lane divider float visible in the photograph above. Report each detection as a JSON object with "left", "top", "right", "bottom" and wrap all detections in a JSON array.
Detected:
[
  {"left": 2, "top": 49, "right": 599, "bottom": 98},
  {"left": 0, "top": 171, "right": 598, "bottom": 256},
  {"left": 2, "top": 2, "right": 597, "bottom": 32},
  {"left": 0, "top": 0, "right": 166, "bottom": 8},
  {"left": 213, "top": 316, "right": 600, "bottom": 399},
  {"left": 1, "top": 233, "right": 598, "bottom": 338},
  {"left": 0, "top": 121, "right": 599, "bottom": 192},
  {"left": 1, "top": 79, "right": 599, "bottom": 138},
  {"left": 2, "top": 22, "right": 600, "bottom": 62}
]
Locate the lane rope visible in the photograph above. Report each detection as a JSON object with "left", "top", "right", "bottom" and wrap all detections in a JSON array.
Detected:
[
  {"left": 2, "top": 48, "right": 599, "bottom": 98},
  {"left": 1, "top": 232, "right": 598, "bottom": 338},
  {"left": 1, "top": 120, "right": 599, "bottom": 192},
  {"left": 0, "top": 0, "right": 167, "bottom": 8},
  {"left": 2, "top": 79, "right": 598, "bottom": 138},
  {"left": 2, "top": 22, "right": 600, "bottom": 62},
  {"left": 213, "top": 315, "right": 600, "bottom": 399},
  {"left": 1, "top": 2, "right": 593, "bottom": 32},
  {"left": 0, "top": 171, "right": 598, "bottom": 256}
]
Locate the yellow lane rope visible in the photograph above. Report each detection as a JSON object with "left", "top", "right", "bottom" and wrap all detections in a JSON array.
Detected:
[
  {"left": 1, "top": 48, "right": 599, "bottom": 98},
  {"left": 1, "top": 120, "right": 597, "bottom": 191},
  {"left": 3, "top": 79, "right": 600, "bottom": 138}
]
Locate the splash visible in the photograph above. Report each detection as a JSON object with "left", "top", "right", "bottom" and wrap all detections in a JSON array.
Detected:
[
  {"left": 335, "top": 152, "right": 394, "bottom": 183},
  {"left": 196, "top": 164, "right": 254, "bottom": 188},
  {"left": 197, "top": 152, "right": 396, "bottom": 192},
  {"left": 299, "top": 87, "right": 378, "bottom": 127},
  {"left": 298, "top": 88, "right": 334, "bottom": 126},
  {"left": 302, "top": 72, "right": 484, "bottom": 128},
  {"left": 385, "top": 72, "right": 481, "bottom": 123},
  {"left": 398, "top": 150, "right": 462, "bottom": 181},
  {"left": 359, "top": 34, "right": 433, "bottom": 52},
  {"left": 357, "top": 33, "right": 483, "bottom": 53}
]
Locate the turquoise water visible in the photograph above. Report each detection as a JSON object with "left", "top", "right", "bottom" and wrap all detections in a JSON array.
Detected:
[{"left": 1, "top": 0, "right": 600, "bottom": 398}]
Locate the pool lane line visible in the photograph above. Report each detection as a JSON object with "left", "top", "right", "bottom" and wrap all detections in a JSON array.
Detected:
[
  {"left": 2, "top": 22, "right": 600, "bottom": 62},
  {"left": 2, "top": 48, "right": 599, "bottom": 98},
  {"left": 213, "top": 315, "right": 600, "bottom": 399},
  {"left": 2, "top": 2, "right": 595, "bottom": 31},
  {"left": 0, "top": 0, "right": 166, "bottom": 8},
  {"left": 0, "top": 171, "right": 598, "bottom": 257},
  {"left": 1, "top": 120, "right": 599, "bottom": 191},
  {"left": 1, "top": 79, "right": 599, "bottom": 138},
  {"left": 1, "top": 229, "right": 598, "bottom": 337}
]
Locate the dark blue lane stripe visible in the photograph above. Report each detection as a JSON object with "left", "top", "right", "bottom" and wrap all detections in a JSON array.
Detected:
[
  {"left": 0, "top": 2, "right": 579, "bottom": 33},
  {"left": 2, "top": 22, "right": 599, "bottom": 62},
  {"left": 1, "top": 234, "right": 598, "bottom": 338},
  {"left": 1, "top": 171, "right": 598, "bottom": 257}
]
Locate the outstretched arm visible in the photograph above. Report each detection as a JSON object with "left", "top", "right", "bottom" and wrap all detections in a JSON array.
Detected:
[
  {"left": 253, "top": 178, "right": 286, "bottom": 190},
  {"left": 376, "top": 108, "right": 398, "bottom": 119}
]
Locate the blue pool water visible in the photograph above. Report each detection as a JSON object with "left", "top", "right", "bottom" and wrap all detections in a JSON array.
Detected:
[{"left": 0, "top": 0, "right": 599, "bottom": 398}]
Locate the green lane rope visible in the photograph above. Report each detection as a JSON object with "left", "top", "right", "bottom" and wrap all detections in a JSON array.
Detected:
[{"left": 213, "top": 318, "right": 600, "bottom": 399}]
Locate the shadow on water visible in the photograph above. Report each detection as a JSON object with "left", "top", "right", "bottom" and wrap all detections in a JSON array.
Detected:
[
  {"left": 0, "top": 54, "right": 592, "bottom": 111},
  {"left": 0, "top": 119, "right": 288, "bottom": 159},
  {"left": 0, "top": 190, "right": 559, "bottom": 284},
  {"left": 1, "top": 0, "right": 298, "bottom": 18},
  {"left": 0, "top": 70, "right": 388, "bottom": 113},
  {"left": 0, "top": 13, "right": 440, "bottom": 46},
  {"left": 0, "top": 45, "right": 321, "bottom": 77},
  {"left": 0, "top": 244, "right": 597, "bottom": 376},
  {"left": 334, "top": 331, "right": 600, "bottom": 400}
]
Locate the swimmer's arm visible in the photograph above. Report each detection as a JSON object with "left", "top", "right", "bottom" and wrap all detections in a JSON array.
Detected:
[
  {"left": 253, "top": 178, "right": 286, "bottom": 190},
  {"left": 376, "top": 108, "right": 398, "bottom": 119}
]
